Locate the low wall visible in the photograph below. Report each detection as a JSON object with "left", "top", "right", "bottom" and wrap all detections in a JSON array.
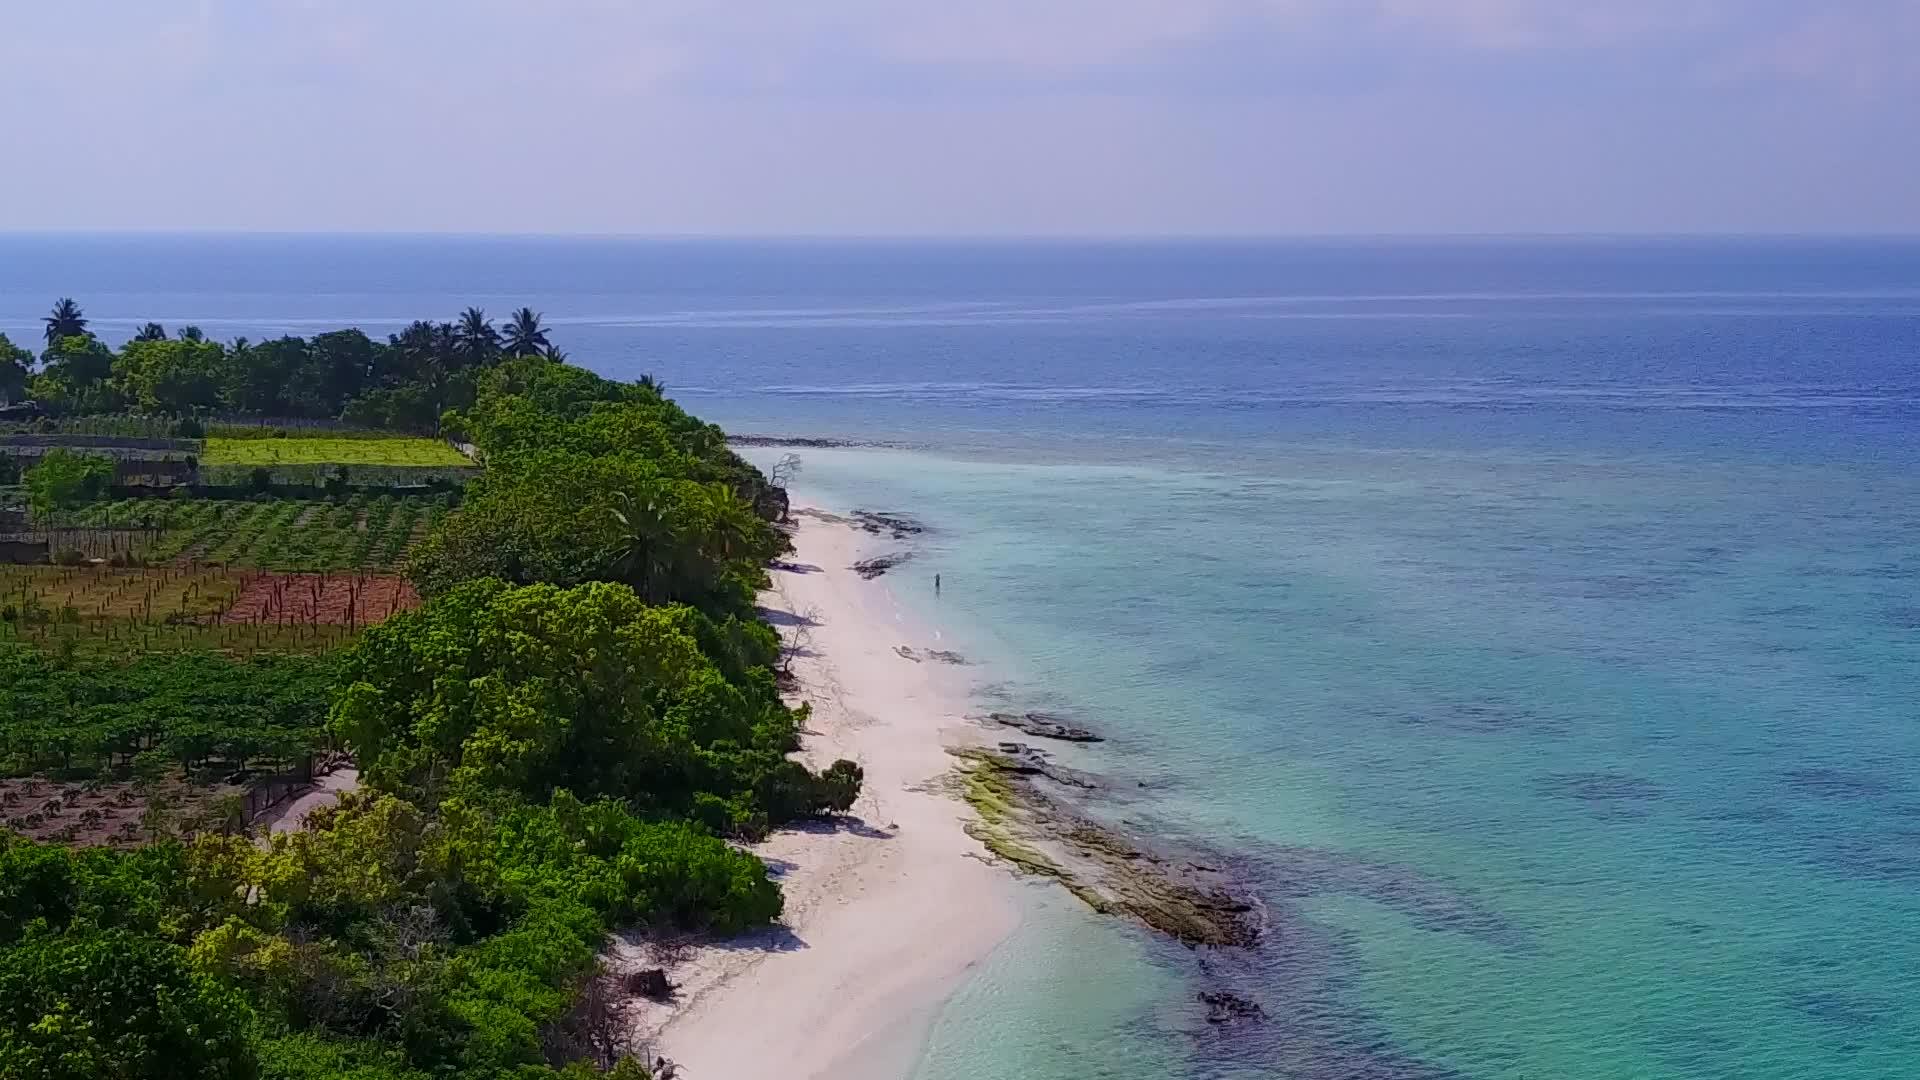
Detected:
[
  {"left": 0, "top": 434, "right": 199, "bottom": 452},
  {"left": 0, "top": 538, "right": 50, "bottom": 564}
]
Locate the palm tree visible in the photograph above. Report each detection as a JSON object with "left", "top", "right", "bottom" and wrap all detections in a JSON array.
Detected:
[
  {"left": 178, "top": 325, "right": 205, "bottom": 343},
  {"left": 606, "top": 490, "right": 671, "bottom": 601},
  {"left": 132, "top": 323, "right": 167, "bottom": 342},
  {"left": 637, "top": 373, "right": 666, "bottom": 395},
  {"left": 538, "top": 343, "right": 569, "bottom": 363},
  {"left": 43, "top": 299, "right": 87, "bottom": 347},
  {"left": 389, "top": 320, "right": 455, "bottom": 385},
  {"left": 454, "top": 307, "right": 500, "bottom": 368},
  {"left": 503, "top": 307, "right": 551, "bottom": 357},
  {"left": 701, "top": 483, "right": 757, "bottom": 563}
]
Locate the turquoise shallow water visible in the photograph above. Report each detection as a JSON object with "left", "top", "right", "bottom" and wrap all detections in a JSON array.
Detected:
[
  {"left": 6, "top": 235, "right": 1917, "bottom": 1078},
  {"left": 751, "top": 440, "right": 1920, "bottom": 1080}
]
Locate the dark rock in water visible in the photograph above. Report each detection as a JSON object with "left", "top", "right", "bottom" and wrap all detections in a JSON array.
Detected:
[
  {"left": 625, "top": 968, "right": 676, "bottom": 1000},
  {"left": 850, "top": 510, "right": 926, "bottom": 539},
  {"left": 1198, "top": 990, "right": 1265, "bottom": 1024},
  {"left": 853, "top": 551, "right": 914, "bottom": 579},
  {"left": 984, "top": 711, "right": 1103, "bottom": 742},
  {"left": 894, "top": 645, "right": 923, "bottom": 662},
  {"left": 986, "top": 743, "right": 1098, "bottom": 789},
  {"left": 729, "top": 434, "right": 866, "bottom": 448},
  {"left": 925, "top": 650, "right": 969, "bottom": 665}
]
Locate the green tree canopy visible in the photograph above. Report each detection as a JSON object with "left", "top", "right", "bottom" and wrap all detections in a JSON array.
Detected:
[
  {"left": 407, "top": 450, "right": 775, "bottom": 615},
  {"left": 36, "top": 335, "right": 113, "bottom": 385},
  {"left": 113, "top": 336, "right": 231, "bottom": 414},
  {"left": 0, "top": 333, "right": 31, "bottom": 404},
  {"left": 24, "top": 449, "right": 113, "bottom": 516},
  {"left": 0, "top": 646, "right": 334, "bottom": 778},
  {"left": 333, "top": 579, "right": 854, "bottom": 833},
  {"left": 0, "top": 928, "right": 258, "bottom": 1080}
]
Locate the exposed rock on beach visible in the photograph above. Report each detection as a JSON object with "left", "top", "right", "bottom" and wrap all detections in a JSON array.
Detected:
[{"left": 951, "top": 745, "right": 1262, "bottom": 948}]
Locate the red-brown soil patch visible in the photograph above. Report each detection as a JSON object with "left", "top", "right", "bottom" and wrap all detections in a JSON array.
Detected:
[
  {"left": 219, "top": 572, "right": 419, "bottom": 627},
  {"left": 0, "top": 776, "right": 245, "bottom": 849}
]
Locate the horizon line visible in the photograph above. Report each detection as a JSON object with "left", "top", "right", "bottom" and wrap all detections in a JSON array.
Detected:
[{"left": 3, "top": 229, "right": 1919, "bottom": 244}]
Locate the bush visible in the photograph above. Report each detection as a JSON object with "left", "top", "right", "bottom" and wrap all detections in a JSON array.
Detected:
[{"left": 815, "top": 759, "right": 865, "bottom": 813}]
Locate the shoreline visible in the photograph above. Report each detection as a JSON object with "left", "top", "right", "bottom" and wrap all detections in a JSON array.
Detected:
[{"left": 629, "top": 504, "right": 1021, "bottom": 1080}]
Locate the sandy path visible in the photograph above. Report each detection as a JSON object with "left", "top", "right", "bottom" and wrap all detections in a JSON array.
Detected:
[
  {"left": 629, "top": 509, "right": 1019, "bottom": 1080},
  {"left": 261, "top": 767, "right": 360, "bottom": 835}
]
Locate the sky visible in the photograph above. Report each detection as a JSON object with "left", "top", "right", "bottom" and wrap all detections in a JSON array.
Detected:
[{"left": 1, "top": 0, "right": 1917, "bottom": 236}]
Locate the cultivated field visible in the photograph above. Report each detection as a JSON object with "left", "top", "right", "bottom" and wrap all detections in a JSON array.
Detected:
[
  {"left": 52, "top": 493, "right": 450, "bottom": 570},
  {"left": 203, "top": 436, "right": 472, "bottom": 467},
  {"left": 0, "top": 775, "right": 247, "bottom": 848},
  {"left": 0, "top": 565, "right": 418, "bottom": 654},
  {"left": 220, "top": 572, "right": 419, "bottom": 625}
]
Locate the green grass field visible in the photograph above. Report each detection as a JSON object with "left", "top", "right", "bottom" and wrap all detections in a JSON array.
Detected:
[{"left": 202, "top": 436, "right": 471, "bottom": 467}]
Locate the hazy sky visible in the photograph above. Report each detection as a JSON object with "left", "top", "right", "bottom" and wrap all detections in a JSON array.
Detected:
[{"left": 2, "top": 1, "right": 1917, "bottom": 235}]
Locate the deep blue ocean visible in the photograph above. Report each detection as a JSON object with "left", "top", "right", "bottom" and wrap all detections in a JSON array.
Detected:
[{"left": 3, "top": 235, "right": 1917, "bottom": 1078}]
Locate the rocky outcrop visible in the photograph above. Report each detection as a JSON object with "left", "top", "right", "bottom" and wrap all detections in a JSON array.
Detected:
[
  {"left": 852, "top": 551, "right": 913, "bottom": 579},
  {"left": 1198, "top": 990, "right": 1265, "bottom": 1024},
  {"left": 794, "top": 507, "right": 926, "bottom": 540},
  {"left": 952, "top": 746, "right": 1261, "bottom": 948},
  {"left": 977, "top": 711, "right": 1102, "bottom": 743},
  {"left": 728, "top": 435, "right": 870, "bottom": 448},
  {"left": 625, "top": 968, "right": 676, "bottom": 1000},
  {"left": 896, "top": 645, "right": 970, "bottom": 666},
  {"left": 850, "top": 510, "right": 924, "bottom": 539},
  {"left": 985, "top": 742, "right": 1098, "bottom": 789}
]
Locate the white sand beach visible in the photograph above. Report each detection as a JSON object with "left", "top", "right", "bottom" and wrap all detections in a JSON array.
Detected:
[{"left": 629, "top": 507, "right": 1020, "bottom": 1080}]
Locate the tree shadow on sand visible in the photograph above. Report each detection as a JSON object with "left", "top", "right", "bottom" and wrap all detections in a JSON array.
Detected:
[
  {"left": 702, "top": 925, "right": 809, "bottom": 954},
  {"left": 611, "top": 924, "right": 809, "bottom": 962},
  {"left": 757, "top": 855, "right": 801, "bottom": 878},
  {"left": 789, "top": 815, "right": 893, "bottom": 841},
  {"left": 759, "top": 606, "right": 821, "bottom": 628}
]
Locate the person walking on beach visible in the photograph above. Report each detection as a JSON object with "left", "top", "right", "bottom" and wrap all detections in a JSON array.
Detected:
[{"left": 934, "top": 573, "right": 941, "bottom": 596}]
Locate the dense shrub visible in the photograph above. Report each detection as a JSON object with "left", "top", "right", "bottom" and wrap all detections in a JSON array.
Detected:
[
  {"left": 0, "top": 833, "right": 247, "bottom": 946},
  {"left": 406, "top": 450, "right": 776, "bottom": 619},
  {"left": 333, "top": 579, "right": 852, "bottom": 831},
  {"left": 0, "top": 646, "right": 334, "bottom": 778},
  {"left": 24, "top": 449, "right": 113, "bottom": 515},
  {"left": 0, "top": 927, "right": 258, "bottom": 1080}
]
